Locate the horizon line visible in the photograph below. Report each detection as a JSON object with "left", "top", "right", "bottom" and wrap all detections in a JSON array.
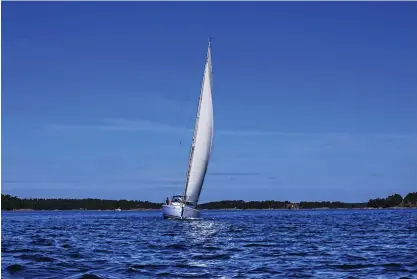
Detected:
[{"left": 3, "top": 192, "right": 414, "bottom": 205}]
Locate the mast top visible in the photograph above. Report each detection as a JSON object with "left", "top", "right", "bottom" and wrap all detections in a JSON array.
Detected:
[{"left": 208, "top": 37, "right": 212, "bottom": 47}]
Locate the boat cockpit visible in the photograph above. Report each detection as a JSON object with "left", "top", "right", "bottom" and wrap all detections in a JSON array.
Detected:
[
  {"left": 171, "top": 195, "right": 184, "bottom": 203},
  {"left": 165, "top": 195, "right": 197, "bottom": 208}
]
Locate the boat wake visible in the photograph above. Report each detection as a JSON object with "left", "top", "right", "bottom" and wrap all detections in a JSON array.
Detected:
[
  {"left": 165, "top": 217, "right": 202, "bottom": 221},
  {"left": 164, "top": 217, "right": 204, "bottom": 222}
]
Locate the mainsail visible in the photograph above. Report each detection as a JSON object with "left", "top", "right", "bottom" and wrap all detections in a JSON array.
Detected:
[{"left": 182, "top": 40, "right": 214, "bottom": 204}]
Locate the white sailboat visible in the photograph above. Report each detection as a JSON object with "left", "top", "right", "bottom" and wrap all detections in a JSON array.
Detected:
[{"left": 162, "top": 39, "right": 214, "bottom": 219}]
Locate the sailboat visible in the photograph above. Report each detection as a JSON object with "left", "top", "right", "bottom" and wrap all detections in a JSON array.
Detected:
[{"left": 162, "top": 39, "right": 214, "bottom": 219}]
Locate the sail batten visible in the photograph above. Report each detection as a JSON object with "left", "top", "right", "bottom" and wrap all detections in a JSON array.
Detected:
[{"left": 182, "top": 41, "right": 214, "bottom": 204}]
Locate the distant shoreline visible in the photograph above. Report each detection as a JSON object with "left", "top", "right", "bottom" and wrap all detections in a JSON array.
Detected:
[
  {"left": 2, "top": 192, "right": 416, "bottom": 211},
  {"left": 3, "top": 208, "right": 161, "bottom": 212},
  {"left": 3, "top": 207, "right": 416, "bottom": 212}
]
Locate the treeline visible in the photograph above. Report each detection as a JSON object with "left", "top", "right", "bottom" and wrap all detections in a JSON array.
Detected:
[
  {"left": 198, "top": 200, "right": 294, "bottom": 210},
  {"left": 298, "top": 201, "right": 366, "bottom": 209},
  {"left": 1, "top": 194, "right": 162, "bottom": 211},
  {"left": 199, "top": 200, "right": 366, "bottom": 210},
  {"left": 367, "top": 192, "right": 417, "bottom": 208},
  {"left": 2, "top": 192, "right": 417, "bottom": 211},
  {"left": 197, "top": 193, "right": 417, "bottom": 210}
]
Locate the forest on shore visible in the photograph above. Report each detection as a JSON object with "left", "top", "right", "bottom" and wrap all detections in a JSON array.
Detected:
[{"left": 2, "top": 192, "right": 416, "bottom": 211}]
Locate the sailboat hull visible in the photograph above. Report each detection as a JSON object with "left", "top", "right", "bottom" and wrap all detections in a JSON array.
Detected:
[{"left": 162, "top": 204, "right": 200, "bottom": 219}]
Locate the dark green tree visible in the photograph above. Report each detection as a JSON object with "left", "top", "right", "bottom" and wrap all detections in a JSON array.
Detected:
[{"left": 403, "top": 192, "right": 417, "bottom": 207}]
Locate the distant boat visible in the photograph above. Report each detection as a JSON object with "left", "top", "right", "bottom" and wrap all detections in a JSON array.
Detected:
[
  {"left": 115, "top": 208, "right": 121, "bottom": 212},
  {"left": 162, "top": 39, "right": 214, "bottom": 219}
]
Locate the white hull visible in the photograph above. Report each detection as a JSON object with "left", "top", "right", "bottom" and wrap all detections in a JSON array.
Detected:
[{"left": 162, "top": 204, "right": 200, "bottom": 219}]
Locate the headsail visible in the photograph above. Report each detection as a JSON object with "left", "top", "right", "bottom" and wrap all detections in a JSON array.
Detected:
[{"left": 182, "top": 40, "right": 214, "bottom": 204}]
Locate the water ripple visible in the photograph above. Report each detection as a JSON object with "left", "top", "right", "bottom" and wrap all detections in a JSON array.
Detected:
[{"left": 2, "top": 209, "right": 417, "bottom": 278}]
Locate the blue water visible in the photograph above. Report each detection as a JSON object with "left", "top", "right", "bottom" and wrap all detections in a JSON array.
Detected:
[{"left": 2, "top": 209, "right": 417, "bottom": 279}]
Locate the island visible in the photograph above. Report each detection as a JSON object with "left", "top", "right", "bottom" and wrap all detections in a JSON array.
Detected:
[{"left": 1, "top": 192, "right": 416, "bottom": 211}]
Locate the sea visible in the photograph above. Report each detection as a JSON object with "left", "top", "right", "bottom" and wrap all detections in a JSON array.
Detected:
[{"left": 1, "top": 209, "right": 417, "bottom": 279}]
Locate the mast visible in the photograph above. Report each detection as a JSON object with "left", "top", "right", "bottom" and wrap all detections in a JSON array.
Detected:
[{"left": 182, "top": 38, "right": 212, "bottom": 204}]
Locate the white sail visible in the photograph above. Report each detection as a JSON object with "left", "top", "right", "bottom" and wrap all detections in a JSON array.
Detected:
[{"left": 183, "top": 41, "right": 214, "bottom": 204}]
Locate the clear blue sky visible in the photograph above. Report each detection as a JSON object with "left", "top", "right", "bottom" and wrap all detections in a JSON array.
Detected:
[{"left": 2, "top": 2, "right": 416, "bottom": 202}]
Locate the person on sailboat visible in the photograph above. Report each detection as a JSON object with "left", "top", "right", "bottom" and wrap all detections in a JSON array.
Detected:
[{"left": 166, "top": 197, "right": 169, "bottom": 205}]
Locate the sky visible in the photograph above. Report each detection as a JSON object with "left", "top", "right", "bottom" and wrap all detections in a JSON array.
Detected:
[{"left": 2, "top": 2, "right": 417, "bottom": 203}]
